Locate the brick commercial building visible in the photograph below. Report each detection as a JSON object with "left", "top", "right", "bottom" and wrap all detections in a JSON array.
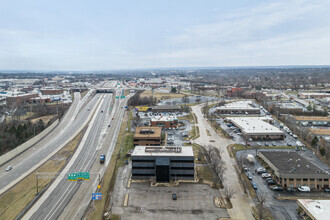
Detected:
[
  {"left": 258, "top": 151, "right": 329, "bottom": 190},
  {"left": 6, "top": 93, "right": 39, "bottom": 105},
  {"left": 133, "top": 127, "right": 162, "bottom": 146},
  {"left": 151, "top": 116, "right": 178, "bottom": 129},
  {"left": 40, "top": 89, "right": 63, "bottom": 95},
  {"left": 131, "top": 146, "right": 194, "bottom": 182},
  {"left": 300, "top": 93, "right": 330, "bottom": 99},
  {"left": 151, "top": 105, "right": 182, "bottom": 113}
]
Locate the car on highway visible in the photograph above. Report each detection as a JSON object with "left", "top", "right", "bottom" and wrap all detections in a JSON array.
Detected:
[
  {"left": 101, "top": 110, "right": 104, "bottom": 113},
  {"left": 5, "top": 165, "right": 12, "bottom": 171},
  {"left": 108, "top": 124, "right": 111, "bottom": 127},
  {"left": 172, "top": 193, "right": 177, "bottom": 200},
  {"left": 298, "top": 186, "right": 310, "bottom": 192},
  {"left": 100, "top": 154, "right": 106, "bottom": 164},
  {"left": 286, "top": 187, "right": 297, "bottom": 193}
]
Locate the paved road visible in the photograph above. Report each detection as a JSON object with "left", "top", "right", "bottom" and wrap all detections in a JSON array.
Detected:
[
  {"left": 26, "top": 93, "right": 112, "bottom": 219},
  {"left": 0, "top": 92, "right": 99, "bottom": 194},
  {"left": 191, "top": 104, "right": 254, "bottom": 220},
  {"left": 59, "top": 89, "right": 130, "bottom": 219},
  {"left": 26, "top": 86, "right": 130, "bottom": 220}
]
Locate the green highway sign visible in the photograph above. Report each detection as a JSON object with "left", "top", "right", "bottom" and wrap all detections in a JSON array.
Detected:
[
  {"left": 115, "top": 96, "right": 119, "bottom": 99},
  {"left": 68, "top": 172, "right": 89, "bottom": 181},
  {"left": 121, "top": 96, "right": 125, "bottom": 99}
]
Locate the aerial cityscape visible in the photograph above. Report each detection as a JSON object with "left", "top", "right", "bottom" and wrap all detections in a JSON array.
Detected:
[{"left": 1, "top": 1, "right": 330, "bottom": 220}]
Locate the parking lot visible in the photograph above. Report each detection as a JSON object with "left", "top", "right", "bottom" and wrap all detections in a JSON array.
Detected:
[
  {"left": 236, "top": 149, "right": 330, "bottom": 220},
  {"left": 216, "top": 116, "right": 299, "bottom": 147},
  {"left": 111, "top": 165, "right": 229, "bottom": 220}
]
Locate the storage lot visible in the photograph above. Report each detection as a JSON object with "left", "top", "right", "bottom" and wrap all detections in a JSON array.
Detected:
[{"left": 111, "top": 166, "right": 229, "bottom": 220}]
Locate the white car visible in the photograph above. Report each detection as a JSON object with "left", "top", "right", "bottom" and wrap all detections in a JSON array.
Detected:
[
  {"left": 298, "top": 186, "right": 311, "bottom": 192},
  {"left": 262, "top": 173, "right": 271, "bottom": 178},
  {"left": 5, "top": 166, "right": 12, "bottom": 171}
]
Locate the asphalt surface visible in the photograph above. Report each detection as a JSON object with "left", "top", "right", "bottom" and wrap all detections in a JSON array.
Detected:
[
  {"left": 59, "top": 89, "right": 130, "bottom": 219},
  {"left": 29, "top": 93, "right": 113, "bottom": 219},
  {"left": 0, "top": 92, "right": 99, "bottom": 194}
]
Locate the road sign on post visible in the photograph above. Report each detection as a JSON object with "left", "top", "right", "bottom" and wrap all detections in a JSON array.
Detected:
[{"left": 92, "top": 193, "right": 102, "bottom": 200}]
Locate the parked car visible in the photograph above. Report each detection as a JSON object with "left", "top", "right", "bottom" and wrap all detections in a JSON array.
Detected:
[
  {"left": 257, "top": 168, "right": 267, "bottom": 175},
  {"left": 272, "top": 142, "right": 276, "bottom": 146},
  {"left": 298, "top": 186, "right": 311, "bottom": 192},
  {"left": 267, "top": 180, "right": 277, "bottom": 185},
  {"left": 264, "top": 143, "right": 269, "bottom": 146},
  {"left": 172, "top": 193, "right": 177, "bottom": 200},
  {"left": 252, "top": 182, "right": 258, "bottom": 190},
  {"left": 286, "top": 187, "right": 297, "bottom": 193},
  {"left": 243, "top": 165, "right": 249, "bottom": 172},
  {"left": 246, "top": 142, "right": 251, "bottom": 146},
  {"left": 272, "top": 186, "right": 284, "bottom": 191},
  {"left": 257, "top": 142, "right": 261, "bottom": 146},
  {"left": 261, "top": 173, "right": 271, "bottom": 178},
  {"left": 287, "top": 142, "right": 292, "bottom": 146},
  {"left": 324, "top": 188, "right": 330, "bottom": 193},
  {"left": 302, "top": 146, "right": 307, "bottom": 151},
  {"left": 247, "top": 174, "right": 253, "bottom": 180},
  {"left": 5, "top": 165, "right": 12, "bottom": 171},
  {"left": 265, "top": 177, "right": 273, "bottom": 182}
]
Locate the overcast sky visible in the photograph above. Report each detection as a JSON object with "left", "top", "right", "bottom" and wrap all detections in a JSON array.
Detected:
[{"left": 1, "top": 0, "right": 330, "bottom": 71}]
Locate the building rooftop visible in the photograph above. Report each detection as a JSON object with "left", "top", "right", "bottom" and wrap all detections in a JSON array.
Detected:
[
  {"left": 258, "top": 151, "right": 327, "bottom": 175},
  {"left": 309, "top": 128, "right": 330, "bottom": 136},
  {"left": 132, "top": 146, "right": 194, "bottom": 157},
  {"left": 216, "top": 101, "right": 259, "bottom": 110},
  {"left": 297, "top": 199, "right": 330, "bottom": 220},
  {"left": 228, "top": 117, "right": 284, "bottom": 135},
  {"left": 151, "top": 115, "right": 178, "bottom": 122},
  {"left": 152, "top": 105, "right": 182, "bottom": 110},
  {"left": 294, "top": 116, "right": 330, "bottom": 122},
  {"left": 134, "top": 127, "right": 162, "bottom": 138}
]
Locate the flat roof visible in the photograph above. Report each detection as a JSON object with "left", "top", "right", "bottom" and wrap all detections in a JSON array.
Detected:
[
  {"left": 309, "top": 129, "right": 330, "bottom": 136},
  {"left": 134, "top": 127, "right": 162, "bottom": 138},
  {"left": 216, "top": 101, "right": 259, "bottom": 111},
  {"left": 132, "top": 146, "right": 194, "bottom": 157},
  {"left": 259, "top": 151, "right": 327, "bottom": 176},
  {"left": 294, "top": 116, "right": 330, "bottom": 122},
  {"left": 297, "top": 199, "right": 330, "bottom": 220},
  {"left": 228, "top": 117, "right": 284, "bottom": 135},
  {"left": 151, "top": 115, "right": 178, "bottom": 122},
  {"left": 153, "top": 105, "right": 182, "bottom": 110}
]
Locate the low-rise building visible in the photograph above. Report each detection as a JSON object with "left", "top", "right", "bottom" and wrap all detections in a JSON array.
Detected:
[
  {"left": 258, "top": 151, "right": 329, "bottom": 189},
  {"left": 228, "top": 117, "right": 285, "bottom": 140},
  {"left": 151, "top": 105, "right": 182, "bottom": 113},
  {"left": 215, "top": 101, "right": 260, "bottom": 115},
  {"left": 131, "top": 146, "right": 194, "bottom": 182},
  {"left": 292, "top": 116, "right": 330, "bottom": 126},
  {"left": 133, "top": 127, "right": 162, "bottom": 146},
  {"left": 150, "top": 115, "right": 178, "bottom": 129},
  {"left": 6, "top": 93, "right": 39, "bottom": 105},
  {"left": 297, "top": 199, "right": 330, "bottom": 220},
  {"left": 40, "top": 88, "right": 63, "bottom": 95},
  {"left": 300, "top": 93, "right": 330, "bottom": 99},
  {"left": 309, "top": 129, "right": 330, "bottom": 142}
]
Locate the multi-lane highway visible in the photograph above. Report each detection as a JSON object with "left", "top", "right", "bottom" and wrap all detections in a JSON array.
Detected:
[
  {"left": 0, "top": 92, "right": 100, "bottom": 194},
  {"left": 25, "top": 91, "right": 120, "bottom": 219}
]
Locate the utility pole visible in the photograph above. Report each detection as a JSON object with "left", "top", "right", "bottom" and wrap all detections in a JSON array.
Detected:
[{"left": 36, "top": 172, "right": 39, "bottom": 195}]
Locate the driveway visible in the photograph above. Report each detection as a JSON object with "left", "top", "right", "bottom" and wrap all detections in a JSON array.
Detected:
[{"left": 191, "top": 104, "right": 254, "bottom": 220}]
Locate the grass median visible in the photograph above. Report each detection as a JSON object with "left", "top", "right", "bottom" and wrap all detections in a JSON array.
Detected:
[{"left": 0, "top": 129, "right": 85, "bottom": 219}]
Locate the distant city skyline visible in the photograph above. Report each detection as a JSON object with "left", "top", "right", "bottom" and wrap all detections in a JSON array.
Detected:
[{"left": 1, "top": 0, "right": 330, "bottom": 71}]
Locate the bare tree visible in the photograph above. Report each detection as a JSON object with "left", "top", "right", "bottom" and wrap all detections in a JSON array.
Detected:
[
  {"left": 255, "top": 192, "right": 268, "bottom": 220},
  {"left": 132, "top": 115, "right": 141, "bottom": 128},
  {"left": 223, "top": 185, "right": 235, "bottom": 200}
]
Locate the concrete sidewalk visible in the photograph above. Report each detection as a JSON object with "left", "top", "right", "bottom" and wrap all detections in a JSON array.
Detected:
[{"left": 191, "top": 104, "right": 254, "bottom": 220}]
